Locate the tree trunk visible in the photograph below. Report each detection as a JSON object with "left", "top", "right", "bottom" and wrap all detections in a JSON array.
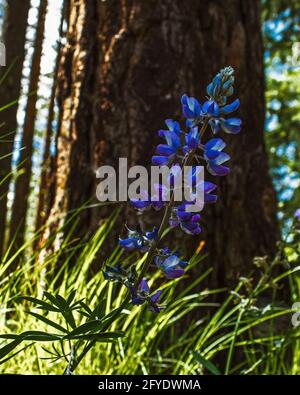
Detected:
[
  {"left": 44, "top": 0, "right": 279, "bottom": 287},
  {"left": 0, "top": 0, "right": 30, "bottom": 257},
  {"left": 35, "top": 1, "right": 66, "bottom": 238},
  {"left": 9, "top": 0, "right": 48, "bottom": 254}
]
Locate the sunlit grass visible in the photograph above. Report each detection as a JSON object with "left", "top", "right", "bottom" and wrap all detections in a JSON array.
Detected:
[{"left": 0, "top": 209, "right": 299, "bottom": 375}]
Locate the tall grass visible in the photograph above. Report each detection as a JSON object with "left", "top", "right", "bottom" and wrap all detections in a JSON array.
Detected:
[{"left": 0, "top": 210, "right": 299, "bottom": 375}]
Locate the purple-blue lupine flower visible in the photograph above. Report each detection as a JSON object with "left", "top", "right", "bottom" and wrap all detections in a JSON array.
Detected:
[
  {"left": 131, "top": 278, "right": 149, "bottom": 305},
  {"left": 130, "top": 184, "right": 168, "bottom": 212},
  {"left": 119, "top": 227, "right": 158, "bottom": 252},
  {"left": 207, "top": 100, "right": 240, "bottom": 134},
  {"left": 152, "top": 119, "right": 181, "bottom": 165},
  {"left": 155, "top": 253, "right": 188, "bottom": 279},
  {"left": 220, "top": 117, "right": 242, "bottom": 134},
  {"left": 181, "top": 94, "right": 203, "bottom": 127},
  {"left": 183, "top": 127, "right": 199, "bottom": 153},
  {"left": 103, "top": 263, "right": 127, "bottom": 282},
  {"left": 295, "top": 209, "right": 300, "bottom": 221},
  {"left": 202, "top": 100, "right": 219, "bottom": 117},
  {"left": 119, "top": 237, "right": 142, "bottom": 251},
  {"left": 219, "top": 99, "right": 240, "bottom": 114},
  {"left": 103, "top": 264, "right": 138, "bottom": 293},
  {"left": 208, "top": 119, "right": 221, "bottom": 134},
  {"left": 206, "top": 66, "right": 235, "bottom": 104},
  {"left": 181, "top": 94, "right": 202, "bottom": 119},
  {"left": 165, "top": 119, "right": 181, "bottom": 134},
  {"left": 150, "top": 184, "right": 169, "bottom": 210},
  {"left": 203, "top": 138, "right": 230, "bottom": 176},
  {"left": 131, "top": 279, "right": 163, "bottom": 313},
  {"left": 169, "top": 202, "right": 202, "bottom": 235},
  {"left": 130, "top": 190, "right": 151, "bottom": 211},
  {"left": 148, "top": 290, "right": 163, "bottom": 313},
  {"left": 203, "top": 181, "right": 218, "bottom": 203},
  {"left": 186, "top": 166, "right": 218, "bottom": 204}
]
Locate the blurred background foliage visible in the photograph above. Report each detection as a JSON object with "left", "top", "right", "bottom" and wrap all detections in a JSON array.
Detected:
[{"left": 263, "top": 0, "right": 300, "bottom": 228}]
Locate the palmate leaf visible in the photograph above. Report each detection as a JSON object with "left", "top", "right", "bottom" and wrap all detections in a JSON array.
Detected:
[
  {"left": 0, "top": 331, "right": 64, "bottom": 362},
  {"left": 43, "top": 292, "right": 76, "bottom": 329},
  {"left": 43, "top": 292, "right": 67, "bottom": 310}
]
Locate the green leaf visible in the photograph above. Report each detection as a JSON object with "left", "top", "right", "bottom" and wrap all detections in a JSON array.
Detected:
[
  {"left": 70, "top": 331, "right": 125, "bottom": 341},
  {"left": 0, "top": 339, "right": 22, "bottom": 361},
  {"left": 78, "top": 301, "right": 93, "bottom": 317},
  {"left": 0, "top": 343, "right": 34, "bottom": 365},
  {"left": 21, "top": 296, "right": 60, "bottom": 312},
  {"left": 98, "top": 305, "right": 126, "bottom": 331},
  {"left": 26, "top": 311, "right": 69, "bottom": 333},
  {"left": 0, "top": 331, "right": 63, "bottom": 342},
  {"left": 64, "top": 320, "right": 101, "bottom": 338},
  {"left": 66, "top": 290, "right": 77, "bottom": 305},
  {"left": 192, "top": 351, "right": 221, "bottom": 375},
  {"left": 44, "top": 292, "right": 66, "bottom": 310}
]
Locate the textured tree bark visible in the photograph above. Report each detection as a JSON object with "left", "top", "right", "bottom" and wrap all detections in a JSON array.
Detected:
[
  {"left": 44, "top": 0, "right": 279, "bottom": 287},
  {"left": 0, "top": 0, "right": 30, "bottom": 258},
  {"left": 9, "top": 0, "right": 48, "bottom": 255}
]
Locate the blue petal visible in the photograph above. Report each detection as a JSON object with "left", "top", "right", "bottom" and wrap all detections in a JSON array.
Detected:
[
  {"left": 162, "top": 255, "right": 181, "bottom": 269},
  {"left": 152, "top": 156, "right": 169, "bottom": 165},
  {"left": 190, "top": 214, "right": 201, "bottom": 222},
  {"left": 209, "top": 119, "right": 221, "bottom": 134},
  {"left": 165, "top": 119, "right": 180, "bottom": 135},
  {"left": 150, "top": 290, "right": 162, "bottom": 303},
  {"left": 206, "top": 82, "right": 214, "bottom": 97},
  {"left": 181, "top": 222, "right": 202, "bottom": 235},
  {"left": 159, "top": 130, "right": 181, "bottom": 148},
  {"left": 185, "top": 127, "right": 199, "bottom": 149},
  {"left": 130, "top": 199, "right": 150, "bottom": 210},
  {"left": 119, "top": 238, "right": 137, "bottom": 251},
  {"left": 204, "top": 138, "right": 226, "bottom": 152},
  {"left": 207, "top": 163, "right": 230, "bottom": 176},
  {"left": 204, "top": 193, "right": 218, "bottom": 203},
  {"left": 164, "top": 268, "right": 185, "bottom": 279},
  {"left": 202, "top": 100, "right": 219, "bottom": 116},
  {"left": 203, "top": 181, "right": 217, "bottom": 193},
  {"left": 145, "top": 228, "right": 158, "bottom": 241},
  {"left": 157, "top": 144, "right": 176, "bottom": 156},
  {"left": 178, "top": 259, "right": 188, "bottom": 268},
  {"left": 139, "top": 278, "right": 150, "bottom": 294},
  {"left": 204, "top": 149, "right": 222, "bottom": 161},
  {"left": 181, "top": 94, "right": 201, "bottom": 118},
  {"left": 211, "top": 152, "right": 230, "bottom": 165},
  {"left": 132, "top": 296, "right": 145, "bottom": 305},
  {"left": 220, "top": 99, "right": 240, "bottom": 114},
  {"left": 221, "top": 118, "right": 242, "bottom": 134}
]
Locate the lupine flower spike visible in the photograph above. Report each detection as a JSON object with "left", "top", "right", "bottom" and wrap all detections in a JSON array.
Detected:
[{"left": 104, "top": 66, "right": 241, "bottom": 313}]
